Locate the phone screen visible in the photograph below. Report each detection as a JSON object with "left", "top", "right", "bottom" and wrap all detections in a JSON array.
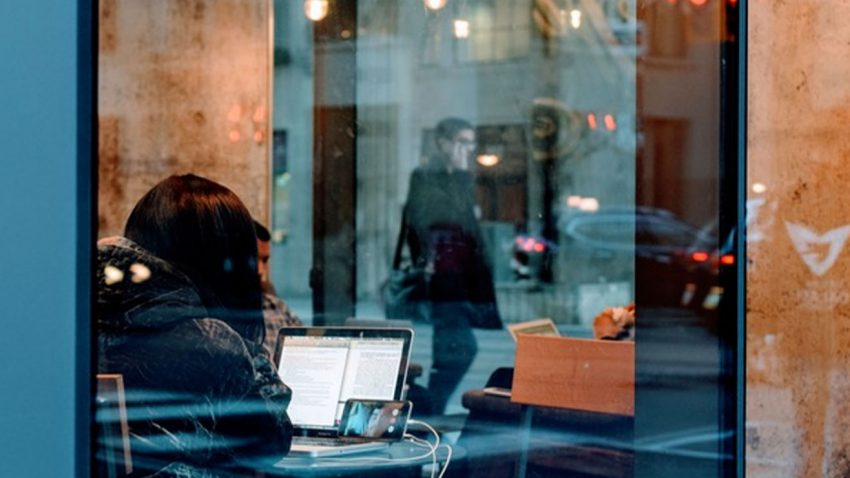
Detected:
[{"left": 338, "top": 399, "right": 412, "bottom": 440}]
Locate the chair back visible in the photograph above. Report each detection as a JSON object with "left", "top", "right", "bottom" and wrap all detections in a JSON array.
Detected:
[{"left": 96, "top": 374, "right": 133, "bottom": 477}]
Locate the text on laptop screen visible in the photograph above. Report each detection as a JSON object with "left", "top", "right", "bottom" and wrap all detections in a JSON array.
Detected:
[{"left": 276, "top": 335, "right": 406, "bottom": 430}]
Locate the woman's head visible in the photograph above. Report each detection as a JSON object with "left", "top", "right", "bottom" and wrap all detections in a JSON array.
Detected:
[{"left": 124, "top": 174, "right": 263, "bottom": 343}]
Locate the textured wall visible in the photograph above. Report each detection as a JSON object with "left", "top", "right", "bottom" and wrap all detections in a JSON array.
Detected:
[
  {"left": 747, "top": 1, "right": 850, "bottom": 476},
  {"left": 98, "top": 0, "right": 271, "bottom": 236}
]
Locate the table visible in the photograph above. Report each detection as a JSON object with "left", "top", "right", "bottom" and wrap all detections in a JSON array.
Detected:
[{"left": 259, "top": 441, "right": 458, "bottom": 477}]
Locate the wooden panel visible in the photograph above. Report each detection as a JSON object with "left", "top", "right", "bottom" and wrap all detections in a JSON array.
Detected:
[{"left": 511, "top": 335, "right": 635, "bottom": 416}]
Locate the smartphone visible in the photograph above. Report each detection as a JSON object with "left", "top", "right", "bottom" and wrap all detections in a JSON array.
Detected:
[{"left": 338, "top": 399, "right": 412, "bottom": 440}]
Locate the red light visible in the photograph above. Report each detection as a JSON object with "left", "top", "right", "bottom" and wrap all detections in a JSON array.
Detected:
[
  {"left": 523, "top": 239, "right": 535, "bottom": 252},
  {"left": 533, "top": 243, "right": 545, "bottom": 253},
  {"left": 587, "top": 113, "right": 598, "bottom": 130},
  {"left": 691, "top": 251, "right": 709, "bottom": 262},
  {"left": 690, "top": 0, "right": 707, "bottom": 5},
  {"left": 604, "top": 114, "right": 617, "bottom": 131},
  {"left": 720, "top": 254, "right": 735, "bottom": 265}
]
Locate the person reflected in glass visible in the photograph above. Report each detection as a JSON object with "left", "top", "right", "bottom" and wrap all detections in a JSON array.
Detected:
[
  {"left": 403, "top": 118, "right": 502, "bottom": 415},
  {"left": 97, "top": 174, "right": 293, "bottom": 473},
  {"left": 254, "top": 219, "right": 303, "bottom": 357}
]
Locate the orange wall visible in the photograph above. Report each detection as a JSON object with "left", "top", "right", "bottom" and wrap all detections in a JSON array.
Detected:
[
  {"left": 747, "top": 1, "right": 850, "bottom": 476},
  {"left": 97, "top": 0, "right": 272, "bottom": 236}
]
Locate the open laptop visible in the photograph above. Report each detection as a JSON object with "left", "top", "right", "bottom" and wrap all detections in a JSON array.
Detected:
[
  {"left": 506, "top": 318, "right": 561, "bottom": 342},
  {"left": 273, "top": 326, "right": 414, "bottom": 457}
]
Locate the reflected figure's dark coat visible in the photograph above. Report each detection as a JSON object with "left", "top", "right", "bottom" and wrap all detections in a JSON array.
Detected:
[
  {"left": 97, "top": 238, "right": 292, "bottom": 474},
  {"left": 404, "top": 162, "right": 501, "bottom": 414}
]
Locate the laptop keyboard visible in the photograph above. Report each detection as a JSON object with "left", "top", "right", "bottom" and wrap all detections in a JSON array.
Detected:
[{"left": 293, "top": 437, "right": 358, "bottom": 447}]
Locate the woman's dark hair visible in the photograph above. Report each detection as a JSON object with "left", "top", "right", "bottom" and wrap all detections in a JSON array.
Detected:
[
  {"left": 124, "top": 174, "right": 264, "bottom": 344},
  {"left": 253, "top": 220, "right": 271, "bottom": 242}
]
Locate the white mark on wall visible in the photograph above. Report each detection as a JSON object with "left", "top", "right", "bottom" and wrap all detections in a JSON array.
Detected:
[{"left": 785, "top": 221, "right": 850, "bottom": 277}]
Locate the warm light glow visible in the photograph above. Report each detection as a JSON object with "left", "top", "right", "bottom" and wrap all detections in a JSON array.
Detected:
[
  {"left": 129, "top": 263, "right": 151, "bottom": 283},
  {"left": 423, "top": 0, "right": 447, "bottom": 10},
  {"left": 578, "top": 197, "right": 599, "bottom": 212},
  {"left": 229, "top": 130, "right": 241, "bottom": 142},
  {"left": 476, "top": 154, "right": 500, "bottom": 167},
  {"left": 604, "top": 114, "right": 617, "bottom": 131},
  {"left": 689, "top": 0, "right": 708, "bottom": 5},
  {"left": 523, "top": 238, "right": 535, "bottom": 252},
  {"left": 227, "top": 104, "right": 242, "bottom": 122},
  {"left": 666, "top": 0, "right": 677, "bottom": 4},
  {"left": 254, "top": 131, "right": 265, "bottom": 143},
  {"left": 691, "top": 251, "right": 710, "bottom": 262},
  {"left": 752, "top": 182, "right": 767, "bottom": 194},
  {"left": 304, "top": 0, "right": 329, "bottom": 22},
  {"left": 533, "top": 243, "right": 545, "bottom": 253},
  {"left": 567, "top": 195, "right": 582, "bottom": 207},
  {"left": 720, "top": 254, "right": 735, "bottom": 265},
  {"left": 587, "top": 113, "right": 598, "bottom": 130},
  {"left": 569, "top": 9, "right": 582, "bottom": 29},
  {"left": 253, "top": 106, "right": 266, "bottom": 123},
  {"left": 454, "top": 19, "right": 470, "bottom": 39},
  {"left": 104, "top": 265, "right": 124, "bottom": 285}
]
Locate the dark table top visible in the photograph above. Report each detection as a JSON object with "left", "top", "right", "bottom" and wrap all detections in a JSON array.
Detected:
[{"left": 260, "top": 440, "right": 458, "bottom": 477}]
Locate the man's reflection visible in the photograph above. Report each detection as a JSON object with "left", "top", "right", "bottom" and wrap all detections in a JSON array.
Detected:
[{"left": 403, "top": 117, "right": 502, "bottom": 415}]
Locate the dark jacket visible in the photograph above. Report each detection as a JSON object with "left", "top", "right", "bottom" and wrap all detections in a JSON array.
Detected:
[
  {"left": 97, "top": 238, "right": 292, "bottom": 474},
  {"left": 404, "top": 161, "right": 502, "bottom": 328}
]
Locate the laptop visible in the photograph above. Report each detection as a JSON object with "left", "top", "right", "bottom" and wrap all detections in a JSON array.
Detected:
[
  {"left": 506, "top": 318, "right": 561, "bottom": 342},
  {"left": 273, "top": 326, "right": 414, "bottom": 457}
]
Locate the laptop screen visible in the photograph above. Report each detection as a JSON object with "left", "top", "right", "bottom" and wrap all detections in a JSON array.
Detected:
[{"left": 274, "top": 327, "right": 412, "bottom": 431}]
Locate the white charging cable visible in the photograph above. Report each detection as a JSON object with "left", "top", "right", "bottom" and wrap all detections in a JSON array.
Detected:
[
  {"left": 313, "top": 418, "right": 451, "bottom": 477},
  {"left": 408, "top": 418, "right": 452, "bottom": 478}
]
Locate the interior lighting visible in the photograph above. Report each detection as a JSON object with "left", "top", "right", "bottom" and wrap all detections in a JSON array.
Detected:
[
  {"left": 454, "top": 19, "right": 470, "bottom": 39},
  {"left": 587, "top": 113, "right": 598, "bottom": 130},
  {"left": 304, "top": 0, "right": 329, "bottom": 22},
  {"left": 752, "top": 182, "right": 767, "bottom": 194},
  {"left": 424, "top": 0, "right": 447, "bottom": 10},
  {"left": 129, "top": 263, "right": 151, "bottom": 283},
  {"left": 476, "top": 154, "right": 500, "bottom": 167},
  {"left": 252, "top": 106, "right": 266, "bottom": 123},
  {"left": 604, "top": 114, "right": 617, "bottom": 131},
  {"left": 689, "top": 0, "right": 708, "bottom": 5},
  {"left": 103, "top": 265, "right": 124, "bottom": 286},
  {"left": 569, "top": 9, "right": 582, "bottom": 29},
  {"left": 578, "top": 197, "right": 599, "bottom": 212}
]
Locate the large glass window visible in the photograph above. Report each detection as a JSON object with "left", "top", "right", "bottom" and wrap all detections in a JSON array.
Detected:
[{"left": 93, "top": 0, "right": 741, "bottom": 476}]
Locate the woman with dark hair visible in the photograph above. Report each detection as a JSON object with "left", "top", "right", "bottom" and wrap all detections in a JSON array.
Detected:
[
  {"left": 97, "top": 174, "right": 292, "bottom": 475},
  {"left": 124, "top": 174, "right": 266, "bottom": 345}
]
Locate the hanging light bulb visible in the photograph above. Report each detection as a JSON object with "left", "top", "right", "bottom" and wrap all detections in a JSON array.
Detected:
[
  {"left": 304, "top": 0, "right": 329, "bottom": 22},
  {"left": 424, "top": 0, "right": 447, "bottom": 10},
  {"left": 569, "top": 9, "right": 581, "bottom": 29}
]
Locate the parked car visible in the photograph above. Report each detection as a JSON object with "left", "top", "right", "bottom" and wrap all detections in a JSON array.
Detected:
[{"left": 558, "top": 207, "right": 721, "bottom": 310}]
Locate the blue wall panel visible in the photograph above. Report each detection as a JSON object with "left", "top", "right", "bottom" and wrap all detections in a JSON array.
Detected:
[{"left": 0, "top": 1, "right": 83, "bottom": 476}]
